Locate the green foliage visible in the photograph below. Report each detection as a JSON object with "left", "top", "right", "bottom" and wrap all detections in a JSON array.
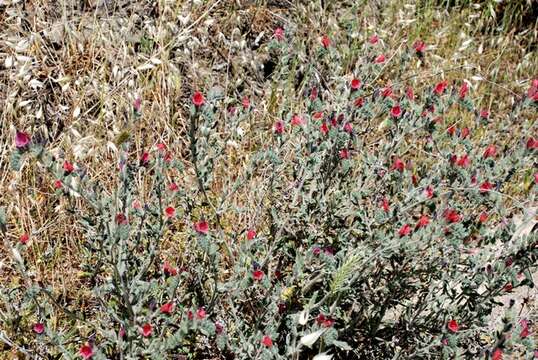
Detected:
[{"left": 1, "top": 6, "right": 537, "bottom": 360}]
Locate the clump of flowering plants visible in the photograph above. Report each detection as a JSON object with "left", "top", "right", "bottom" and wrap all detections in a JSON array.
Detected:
[{"left": 2, "top": 24, "right": 537, "bottom": 360}]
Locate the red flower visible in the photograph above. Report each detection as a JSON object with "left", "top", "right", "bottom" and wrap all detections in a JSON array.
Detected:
[
  {"left": 33, "top": 323, "right": 44, "bottom": 334},
  {"left": 390, "top": 105, "right": 402, "bottom": 118},
  {"left": 398, "top": 224, "right": 412, "bottom": 237},
  {"left": 447, "top": 319, "right": 459, "bottom": 333},
  {"left": 320, "top": 122, "right": 329, "bottom": 135},
  {"left": 19, "top": 233, "right": 29, "bottom": 245},
  {"left": 63, "top": 160, "right": 74, "bottom": 173},
  {"left": 115, "top": 213, "right": 128, "bottom": 225},
  {"left": 215, "top": 321, "right": 224, "bottom": 334},
  {"left": 351, "top": 78, "right": 361, "bottom": 90},
  {"left": 535, "top": 172, "right": 538, "bottom": 185},
  {"left": 321, "top": 35, "right": 331, "bottom": 48},
  {"left": 434, "top": 81, "right": 448, "bottom": 95},
  {"left": 274, "top": 27, "right": 285, "bottom": 41},
  {"left": 354, "top": 97, "right": 364, "bottom": 107},
  {"left": 15, "top": 131, "right": 31, "bottom": 149},
  {"left": 192, "top": 91, "right": 205, "bottom": 107},
  {"left": 165, "top": 206, "right": 176, "bottom": 218},
  {"left": 416, "top": 215, "right": 430, "bottom": 229},
  {"left": 447, "top": 125, "right": 456, "bottom": 136},
  {"left": 133, "top": 96, "right": 142, "bottom": 112},
  {"left": 163, "top": 261, "right": 178, "bottom": 276},
  {"left": 247, "top": 229, "right": 257, "bottom": 240},
  {"left": 164, "top": 151, "right": 173, "bottom": 163},
  {"left": 456, "top": 154, "right": 470, "bottom": 168},
  {"left": 374, "top": 54, "right": 386, "bottom": 63},
  {"left": 187, "top": 310, "right": 194, "bottom": 321},
  {"left": 160, "top": 302, "right": 174, "bottom": 314},
  {"left": 316, "top": 313, "right": 335, "bottom": 327},
  {"left": 380, "top": 197, "right": 390, "bottom": 213},
  {"left": 369, "top": 34, "right": 379, "bottom": 44},
  {"left": 262, "top": 335, "right": 273, "bottom": 347},
  {"left": 253, "top": 269, "right": 264, "bottom": 281},
  {"left": 80, "top": 344, "right": 94, "bottom": 359},
  {"left": 413, "top": 40, "right": 426, "bottom": 53},
  {"left": 479, "top": 181, "right": 494, "bottom": 194},
  {"left": 132, "top": 199, "right": 142, "bottom": 210},
  {"left": 483, "top": 145, "right": 496, "bottom": 159},
  {"left": 156, "top": 143, "right": 167, "bottom": 152},
  {"left": 140, "top": 152, "right": 150, "bottom": 166},
  {"left": 194, "top": 220, "right": 209, "bottom": 234},
  {"left": 310, "top": 87, "right": 318, "bottom": 100},
  {"left": 381, "top": 86, "right": 392, "bottom": 98},
  {"left": 339, "top": 149, "right": 350, "bottom": 159},
  {"left": 520, "top": 319, "right": 530, "bottom": 338},
  {"left": 330, "top": 116, "right": 337, "bottom": 127},
  {"left": 343, "top": 122, "right": 353, "bottom": 133},
  {"left": 424, "top": 186, "right": 434, "bottom": 199},
  {"left": 119, "top": 327, "right": 126, "bottom": 338},
  {"left": 479, "top": 212, "right": 489, "bottom": 223},
  {"left": 459, "top": 81, "right": 469, "bottom": 99},
  {"left": 503, "top": 283, "right": 513, "bottom": 292},
  {"left": 196, "top": 307, "right": 206, "bottom": 320},
  {"left": 168, "top": 182, "right": 179, "bottom": 191},
  {"left": 526, "top": 137, "right": 538, "bottom": 150},
  {"left": 443, "top": 209, "right": 461, "bottom": 224},
  {"left": 492, "top": 348, "right": 503, "bottom": 360},
  {"left": 313, "top": 111, "right": 323, "bottom": 120},
  {"left": 391, "top": 158, "right": 405, "bottom": 172},
  {"left": 291, "top": 115, "right": 305, "bottom": 126},
  {"left": 141, "top": 323, "right": 152, "bottom": 337},
  {"left": 54, "top": 180, "right": 63, "bottom": 189},
  {"left": 527, "top": 80, "right": 538, "bottom": 100},
  {"left": 406, "top": 86, "right": 415, "bottom": 101},
  {"left": 461, "top": 127, "right": 470, "bottom": 139},
  {"left": 480, "top": 109, "right": 489, "bottom": 118},
  {"left": 242, "top": 96, "right": 250, "bottom": 109},
  {"left": 312, "top": 246, "right": 321, "bottom": 255},
  {"left": 274, "top": 120, "right": 285, "bottom": 134}
]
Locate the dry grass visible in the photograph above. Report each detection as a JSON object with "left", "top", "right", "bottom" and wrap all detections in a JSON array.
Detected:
[{"left": 0, "top": 0, "right": 536, "bottom": 356}]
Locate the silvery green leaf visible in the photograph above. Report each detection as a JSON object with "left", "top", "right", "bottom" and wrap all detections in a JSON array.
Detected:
[
  {"left": 298, "top": 309, "right": 309, "bottom": 325},
  {"left": 300, "top": 329, "right": 325, "bottom": 348},
  {"left": 313, "top": 353, "right": 333, "bottom": 360},
  {"left": 332, "top": 339, "right": 352, "bottom": 350},
  {"left": 0, "top": 207, "right": 6, "bottom": 228},
  {"left": 10, "top": 151, "right": 22, "bottom": 171}
]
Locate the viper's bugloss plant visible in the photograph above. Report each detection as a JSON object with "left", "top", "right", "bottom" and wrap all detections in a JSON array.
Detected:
[{"left": 1, "top": 17, "right": 537, "bottom": 360}]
